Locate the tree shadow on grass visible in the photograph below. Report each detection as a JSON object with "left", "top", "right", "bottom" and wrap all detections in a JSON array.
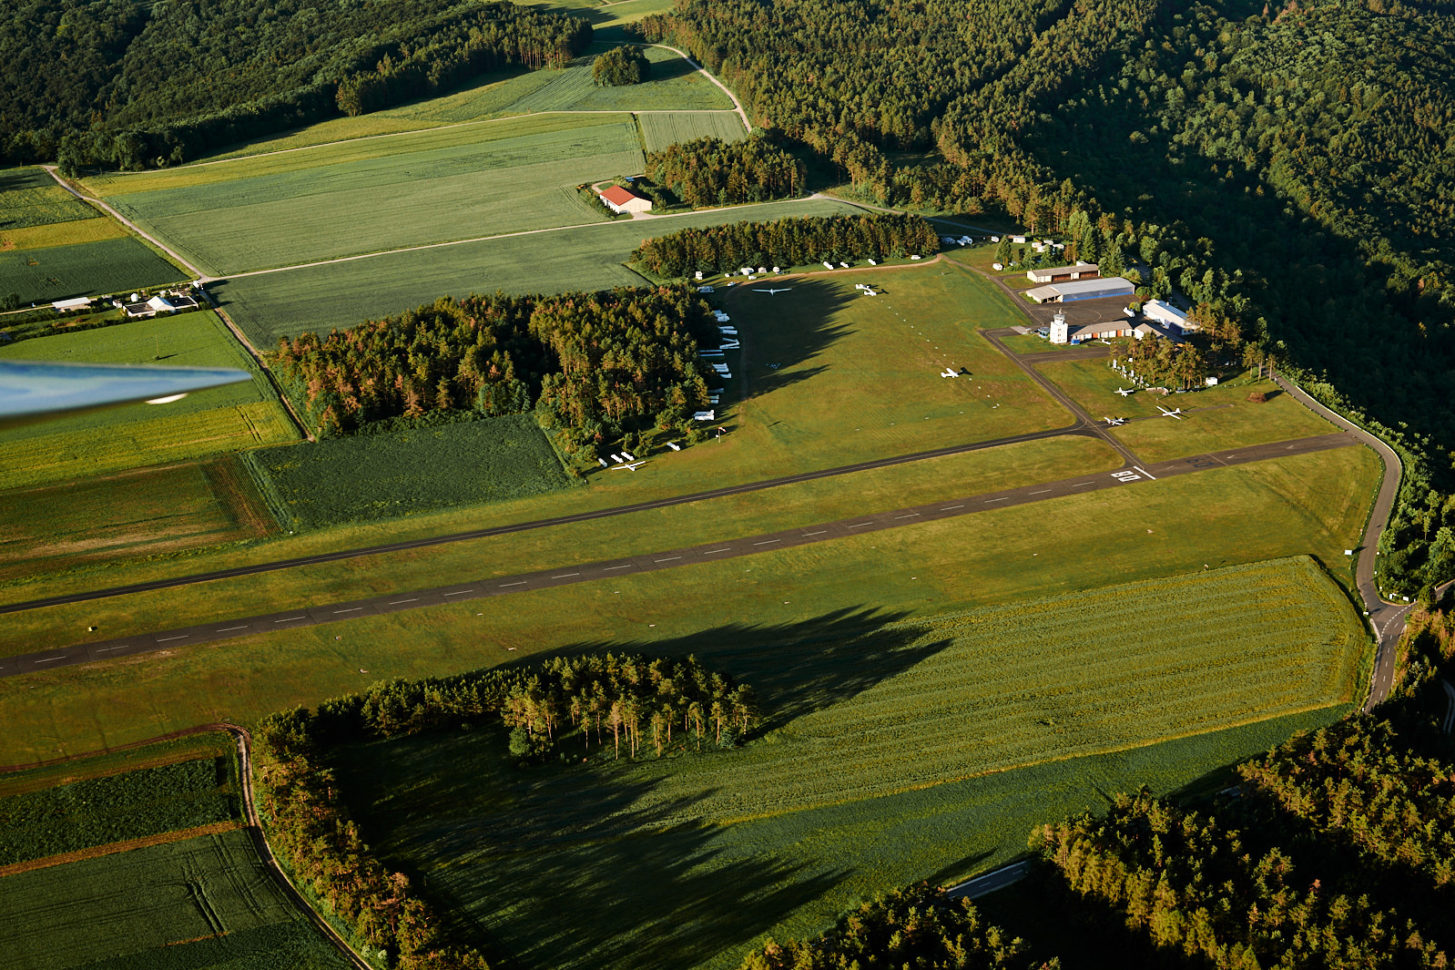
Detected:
[
  {"left": 330, "top": 607, "right": 951, "bottom": 968},
  {"left": 722, "top": 277, "right": 853, "bottom": 400}
]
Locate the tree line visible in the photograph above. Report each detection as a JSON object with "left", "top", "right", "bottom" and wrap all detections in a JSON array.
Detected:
[
  {"left": 632, "top": 213, "right": 939, "bottom": 278},
  {"left": 0, "top": 0, "right": 589, "bottom": 171},
  {"left": 268, "top": 287, "right": 714, "bottom": 451},
  {"left": 646, "top": 136, "right": 806, "bottom": 207},
  {"left": 737, "top": 883, "right": 1049, "bottom": 970}
]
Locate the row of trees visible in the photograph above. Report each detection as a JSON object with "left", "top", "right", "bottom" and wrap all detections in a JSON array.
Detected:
[
  {"left": 261, "top": 652, "right": 757, "bottom": 759},
  {"left": 1, "top": 0, "right": 590, "bottom": 170},
  {"left": 1108, "top": 335, "right": 1211, "bottom": 392},
  {"left": 738, "top": 883, "right": 1045, "bottom": 970},
  {"left": 632, "top": 213, "right": 940, "bottom": 278},
  {"left": 646, "top": 136, "right": 806, "bottom": 207},
  {"left": 269, "top": 287, "right": 714, "bottom": 448},
  {"left": 254, "top": 748, "right": 487, "bottom": 969}
]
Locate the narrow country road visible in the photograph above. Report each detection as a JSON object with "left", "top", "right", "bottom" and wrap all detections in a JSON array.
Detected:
[{"left": 41, "top": 165, "right": 205, "bottom": 280}]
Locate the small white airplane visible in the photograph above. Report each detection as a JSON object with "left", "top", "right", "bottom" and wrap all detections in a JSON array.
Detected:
[
  {"left": 940, "top": 368, "right": 958, "bottom": 378},
  {"left": 611, "top": 453, "right": 625, "bottom": 463},
  {"left": 694, "top": 409, "right": 716, "bottom": 421},
  {"left": 1157, "top": 405, "right": 1183, "bottom": 420},
  {"left": 1115, "top": 387, "right": 1133, "bottom": 397},
  {"left": 597, "top": 458, "right": 610, "bottom": 468},
  {"left": 1104, "top": 417, "right": 1126, "bottom": 426},
  {"left": 753, "top": 288, "right": 792, "bottom": 295},
  {"left": 611, "top": 461, "right": 646, "bottom": 471},
  {"left": 839, "top": 261, "right": 850, "bottom": 268},
  {"left": 621, "top": 451, "right": 635, "bottom": 461},
  {"left": 667, "top": 442, "right": 681, "bottom": 452},
  {"left": 862, "top": 288, "right": 878, "bottom": 296}
]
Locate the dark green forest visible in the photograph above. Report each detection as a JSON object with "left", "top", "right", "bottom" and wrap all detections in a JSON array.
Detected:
[
  {"left": 0, "top": 0, "right": 589, "bottom": 170},
  {"left": 639, "top": 0, "right": 1455, "bottom": 592},
  {"left": 647, "top": 136, "right": 806, "bottom": 206},
  {"left": 269, "top": 287, "right": 714, "bottom": 450}
]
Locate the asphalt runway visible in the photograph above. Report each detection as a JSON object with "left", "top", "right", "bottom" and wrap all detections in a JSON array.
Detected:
[{"left": 0, "top": 431, "right": 1355, "bottom": 679}]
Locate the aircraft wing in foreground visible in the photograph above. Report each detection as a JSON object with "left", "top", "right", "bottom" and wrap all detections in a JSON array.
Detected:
[{"left": 0, "top": 359, "right": 251, "bottom": 429}]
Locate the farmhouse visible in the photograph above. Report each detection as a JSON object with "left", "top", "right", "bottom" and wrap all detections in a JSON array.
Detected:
[
  {"left": 121, "top": 291, "right": 201, "bottom": 319},
  {"left": 1025, "top": 277, "right": 1134, "bottom": 304},
  {"left": 598, "top": 185, "right": 652, "bottom": 215},
  {"left": 1026, "top": 261, "right": 1100, "bottom": 284}
]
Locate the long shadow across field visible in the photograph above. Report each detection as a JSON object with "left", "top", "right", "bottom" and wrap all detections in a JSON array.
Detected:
[
  {"left": 722, "top": 278, "right": 852, "bottom": 401},
  {"left": 330, "top": 607, "right": 947, "bottom": 969}
]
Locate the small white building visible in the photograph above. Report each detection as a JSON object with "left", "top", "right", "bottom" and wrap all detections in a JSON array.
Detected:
[
  {"left": 1048, "top": 310, "right": 1069, "bottom": 345},
  {"left": 598, "top": 185, "right": 652, "bottom": 215},
  {"left": 52, "top": 298, "right": 91, "bottom": 313},
  {"left": 1143, "top": 299, "right": 1197, "bottom": 333}
]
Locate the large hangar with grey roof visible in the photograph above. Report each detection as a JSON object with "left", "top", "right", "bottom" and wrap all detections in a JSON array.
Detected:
[{"left": 1026, "top": 277, "right": 1135, "bottom": 304}]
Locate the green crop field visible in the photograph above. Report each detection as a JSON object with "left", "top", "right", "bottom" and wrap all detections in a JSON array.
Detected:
[
  {"left": 638, "top": 111, "right": 748, "bottom": 151},
  {"left": 0, "top": 755, "right": 237, "bottom": 866},
  {"left": 0, "top": 167, "right": 97, "bottom": 230},
  {"left": 247, "top": 414, "right": 572, "bottom": 530},
  {"left": 328, "top": 557, "right": 1365, "bottom": 970},
  {"left": 0, "top": 312, "right": 298, "bottom": 488},
  {"left": 216, "top": 196, "right": 864, "bottom": 343},
  {"left": 0, "top": 829, "right": 350, "bottom": 970},
  {"left": 0, "top": 236, "right": 183, "bottom": 305},
  {"left": 0, "top": 458, "right": 274, "bottom": 584},
  {"left": 94, "top": 115, "right": 645, "bottom": 276}
]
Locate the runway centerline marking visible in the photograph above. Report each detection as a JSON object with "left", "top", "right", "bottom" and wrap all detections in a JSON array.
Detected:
[
  {"left": 894, "top": 512, "right": 920, "bottom": 519},
  {"left": 605, "top": 564, "right": 632, "bottom": 570},
  {"left": 157, "top": 634, "right": 189, "bottom": 642},
  {"left": 552, "top": 572, "right": 580, "bottom": 579},
  {"left": 753, "top": 539, "right": 781, "bottom": 546},
  {"left": 497, "top": 581, "right": 527, "bottom": 588},
  {"left": 984, "top": 497, "right": 1009, "bottom": 503},
  {"left": 332, "top": 607, "right": 362, "bottom": 614},
  {"left": 940, "top": 504, "right": 965, "bottom": 511},
  {"left": 34, "top": 655, "right": 67, "bottom": 664},
  {"left": 217, "top": 625, "right": 250, "bottom": 632},
  {"left": 1029, "top": 489, "right": 1051, "bottom": 495},
  {"left": 273, "top": 616, "right": 307, "bottom": 623},
  {"left": 654, "top": 556, "right": 683, "bottom": 562},
  {"left": 388, "top": 598, "right": 418, "bottom": 605},
  {"left": 444, "top": 588, "right": 476, "bottom": 596},
  {"left": 703, "top": 548, "right": 731, "bottom": 555}
]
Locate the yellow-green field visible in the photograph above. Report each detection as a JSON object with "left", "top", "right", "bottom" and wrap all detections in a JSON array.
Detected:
[
  {"left": 90, "top": 114, "right": 646, "bottom": 276},
  {"left": 0, "top": 312, "right": 298, "bottom": 488},
  {"left": 0, "top": 459, "right": 273, "bottom": 583}
]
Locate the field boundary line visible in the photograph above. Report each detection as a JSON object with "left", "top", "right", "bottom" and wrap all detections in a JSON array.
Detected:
[
  {"left": 216, "top": 195, "right": 850, "bottom": 281},
  {"left": 0, "top": 820, "right": 243, "bottom": 878},
  {"left": 40, "top": 165, "right": 204, "bottom": 279}
]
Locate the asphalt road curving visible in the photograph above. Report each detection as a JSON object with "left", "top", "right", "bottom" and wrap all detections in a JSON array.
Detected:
[{"left": 0, "top": 432, "right": 1355, "bottom": 680}]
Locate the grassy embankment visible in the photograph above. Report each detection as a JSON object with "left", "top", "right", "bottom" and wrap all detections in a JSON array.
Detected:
[
  {"left": 0, "top": 168, "right": 182, "bottom": 305},
  {"left": 326, "top": 557, "right": 1367, "bottom": 970},
  {"left": 0, "top": 310, "right": 298, "bottom": 489}
]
